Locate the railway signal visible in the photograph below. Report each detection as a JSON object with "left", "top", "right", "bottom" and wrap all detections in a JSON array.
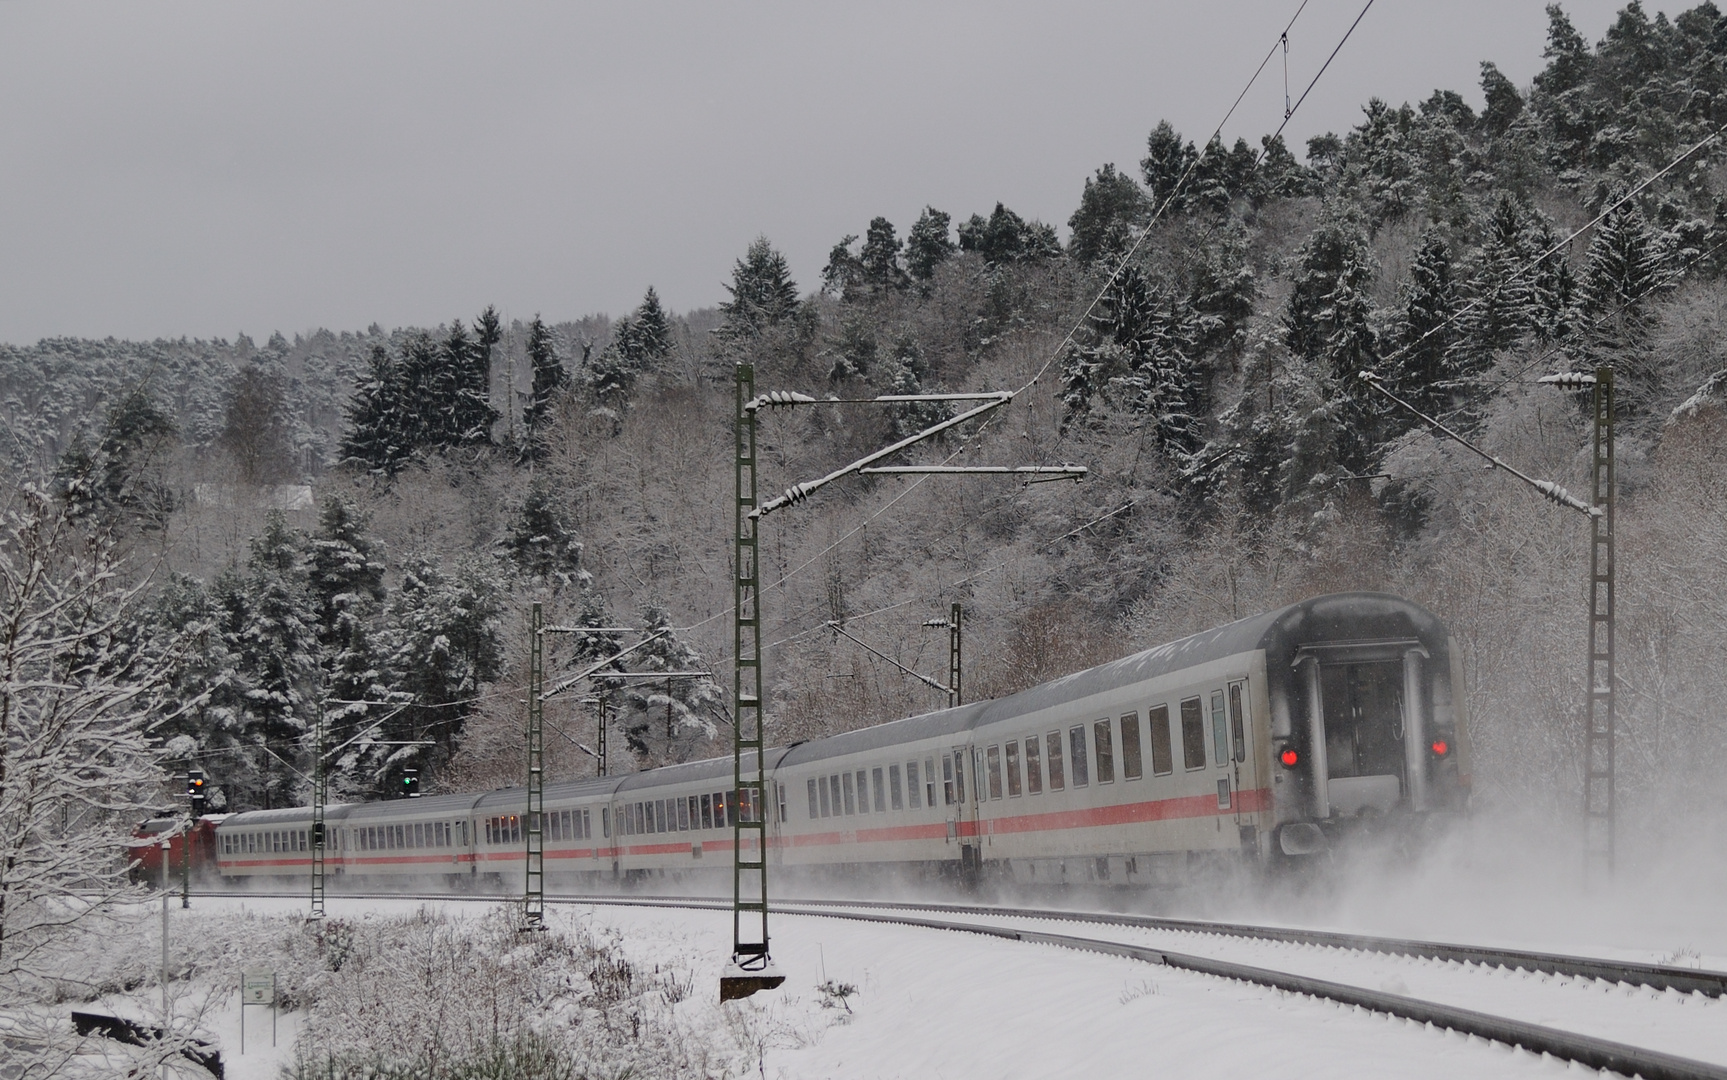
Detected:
[
  {"left": 402, "top": 769, "right": 419, "bottom": 798},
  {"left": 187, "top": 770, "right": 207, "bottom": 817}
]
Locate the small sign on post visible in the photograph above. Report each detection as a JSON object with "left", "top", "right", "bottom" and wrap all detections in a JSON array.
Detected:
[{"left": 240, "top": 970, "right": 276, "bottom": 1052}]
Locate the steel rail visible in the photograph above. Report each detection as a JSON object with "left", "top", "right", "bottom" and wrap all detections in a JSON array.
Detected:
[{"left": 193, "top": 888, "right": 1727, "bottom": 1077}]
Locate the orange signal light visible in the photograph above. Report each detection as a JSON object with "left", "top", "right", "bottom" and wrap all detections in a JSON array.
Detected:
[
  {"left": 1279, "top": 748, "right": 1299, "bottom": 768},
  {"left": 1431, "top": 739, "right": 1449, "bottom": 756}
]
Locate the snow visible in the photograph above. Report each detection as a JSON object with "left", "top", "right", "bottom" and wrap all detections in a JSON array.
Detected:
[{"left": 61, "top": 890, "right": 1720, "bottom": 1079}]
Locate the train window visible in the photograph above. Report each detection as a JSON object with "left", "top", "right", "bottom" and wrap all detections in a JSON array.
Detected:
[
  {"left": 986, "top": 745, "right": 1003, "bottom": 800},
  {"left": 1211, "top": 691, "right": 1228, "bottom": 766},
  {"left": 859, "top": 770, "right": 873, "bottom": 813},
  {"left": 1046, "top": 732, "right": 1065, "bottom": 791},
  {"left": 413, "top": 823, "right": 423, "bottom": 848},
  {"left": 924, "top": 757, "right": 937, "bottom": 808},
  {"left": 905, "top": 761, "right": 921, "bottom": 809},
  {"left": 693, "top": 795, "right": 703, "bottom": 829},
  {"left": 1149, "top": 705, "right": 1173, "bottom": 775},
  {"left": 1005, "top": 741, "right": 1022, "bottom": 797},
  {"left": 1181, "top": 697, "right": 1206, "bottom": 770},
  {"left": 1093, "top": 721, "right": 1114, "bottom": 784},
  {"left": 1070, "top": 726, "right": 1090, "bottom": 787},
  {"left": 890, "top": 764, "right": 904, "bottom": 809},
  {"left": 953, "top": 750, "right": 966, "bottom": 803},
  {"left": 581, "top": 809, "right": 591, "bottom": 839},
  {"left": 842, "top": 773, "right": 855, "bottom": 815},
  {"left": 601, "top": 808, "right": 610, "bottom": 839},
  {"left": 1120, "top": 714, "right": 1143, "bottom": 780},
  {"left": 816, "top": 778, "right": 828, "bottom": 817},
  {"left": 677, "top": 797, "right": 689, "bottom": 831},
  {"left": 827, "top": 776, "right": 839, "bottom": 816},
  {"left": 398, "top": 824, "right": 408, "bottom": 848},
  {"left": 1024, "top": 738, "right": 1042, "bottom": 794},
  {"left": 1217, "top": 778, "right": 1232, "bottom": 809},
  {"left": 1228, "top": 682, "right": 1248, "bottom": 764},
  {"left": 942, "top": 755, "right": 955, "bottom": 806},
  {"left": 714, "top": 792, "right": 728, "bottom": 829},
  {"left": 872, "top": 768, "right": 886, "bottom": 812},
  {"left": 778, "top": 783, "right": 788, "bottom": 823}
]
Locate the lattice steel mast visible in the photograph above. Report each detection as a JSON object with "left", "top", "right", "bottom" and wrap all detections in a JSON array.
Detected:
[
  {"left": 525, "top": 602, "right": 546, "bottom": 928},
  {"left": 1582, "top": 367, "right": 1616, "bottom": 881}
]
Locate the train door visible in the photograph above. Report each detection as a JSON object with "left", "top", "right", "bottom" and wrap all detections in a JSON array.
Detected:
[
  {"left": 946, "top": 745, "right": 980, "bottom": 880},
  {"left": 1226, "top": 679, "right": 1257, "bottom": 851},
  {"left": 1318, "top": 661, "right": 1405, "bottom": 817}
]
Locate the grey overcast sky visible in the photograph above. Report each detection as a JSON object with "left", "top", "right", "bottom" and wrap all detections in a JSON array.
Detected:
[{"left": 0, "top": 1, "right": 1633, "bottom": 344}]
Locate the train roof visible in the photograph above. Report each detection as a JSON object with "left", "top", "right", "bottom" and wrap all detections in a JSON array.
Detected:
[{"left": 777, "top": 592, "right": 1448, "bottom": 765}]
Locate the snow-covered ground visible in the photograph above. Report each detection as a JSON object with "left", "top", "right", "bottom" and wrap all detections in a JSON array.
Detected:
[{"left": 55, "top": 890, "right": 1723, "bottom": 1080}]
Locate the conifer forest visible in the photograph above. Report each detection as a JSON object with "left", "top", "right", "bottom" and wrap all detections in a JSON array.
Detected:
[{"left": 4, "top": 3, "right": 1725, "bottom": 860}]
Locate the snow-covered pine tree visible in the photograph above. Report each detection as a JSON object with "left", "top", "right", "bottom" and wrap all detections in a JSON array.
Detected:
[
  {"left": 1282, "top": 207, "right": 1382, "bottom": 473},
  {"left": 632, "top": 287, "right": 673, "bottom": 361},
  {"left": 1395, "top": 229, "right": 1459, "bottom": 420},
  {"left": 306, "top": 494, "right": 387, "bottom": 649},
  {"left": 520, "top": 314, "right": 567, "bottom": 461},
  {"left": 859, "top": 217, "right": 908, "bottom": 294},
  {"left": 452, "top": 306, "right": 502, "bottom": 445},
  {"left": 230, "top": 512, "right": 321, "bottom": 808},
  {"left": 718, "top": 237, "right": 800, "bottom": 338},
  {"left": 613, "top": 605, "right": 723, "bottom": 768},
  {"left": 54, "top": 390, "right": 178, "bottom": 526},
  {"left": 1067, "top": 164, "right": 1147, "bottom": 265},
  {"left": 1140, "top": 120, "right": 1198, "bottom": 212},
  {"left": 340, "top": 343, "right": 410, "bottom": 476},
  {"left": 502, "top": 482, "right": 587, "bottom": 589},
  {"left": 396, "top": 332, "right": 444, "bottom": 453},
  {"left": 380, "top": 555, "right": 503, "bottom": 789},
  {"left": 905, "top": 207, "right": 956, "bottom": 281}
]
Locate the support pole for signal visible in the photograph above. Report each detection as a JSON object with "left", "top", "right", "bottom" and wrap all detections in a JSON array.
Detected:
[
  {"left": 949, "top": 603, "right": 963, "bottom": 709},
  {"left": 596, "top": 695, "right": 608, "bottom": 777},
  {"left": 722, "top": 362, "right": 783, "bottom": 1002},
  {"left": 525, "top": 602, "right": 546, "bottom": 929},
  {"left": 1583, "top": 367, "right": 1616, "bottom": 882},
  {"left": 310, "top": 697, "right": 326, "bottom": 920}
]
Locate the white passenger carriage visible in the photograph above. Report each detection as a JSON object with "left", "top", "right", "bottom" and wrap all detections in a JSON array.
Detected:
[{"left": 215, "top": 593, "right": 1469, "bottom": 891}]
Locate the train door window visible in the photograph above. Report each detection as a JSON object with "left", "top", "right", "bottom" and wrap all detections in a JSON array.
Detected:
[
  {"left": 1025, "top": 737, "right": 1043, "bottom": 794},
  {"left": 1005, "top": 741, "right": 1022, "bottom": 797},
  {"left": 942, "top": 755, "right": 955, "bottom": 805},
  {"left": 986, "top": 745, "right": 1003, "bottom": 800},
  {"left": 842, "top": 773, "right": 856, "bottom": 815},
  {"left": 954, "top": 750, "right": 966, "bottom": 803},
  {"left": 855, "top": 771, "right": 869, "bottom": 813},
  {"left": 1228, "top": 682, "right": 1248, "bottom": 763},
  {"left": 1211, "top": 690, "right": 1229, "bottom": 766},
  {"left": 1180, "top": 697, "right": 1207, "bottom": 771},
  {"left": 1046, "top": 732, "right": 1065, "bottom": 791},
  {"left": 1120, "top": 714, "right": 1143, "bottom": 780},
  {"left": 1149, "top": 704, "right": 1173, "bottom": 775},
  {"left": 925, "top": 758, "right": 937, "bottom": 807},
  {"left": 1069, "top": 726, "right": 1090, "bottom": 787},
  {"left": 778, "top": 783, "right": 788, "bottom": 823},
  {"left": 889, "top": 764, "right": 904, "bottom": 809},
  {"left": 581, "top": 809, "right": 592, "bottom": 839},
  {"left": 872, "top": 768, "right": 886, "bottom": 812},
  {"left": 1217, "top": 778, "right": 1232, "bottom": 809},
  {"left": 1093, "top": 721, "right": 1114, "bottom": 784},
  {"left": 906, "top": 761, "right": 921, "bottom": 809}
]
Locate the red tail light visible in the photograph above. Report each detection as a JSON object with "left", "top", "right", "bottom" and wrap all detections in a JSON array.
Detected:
[
  {"left": 1280, "top": 748, "right": 1299, "bottom": 768},
  {"left": 1431, "top": 739, "right": 1449, "bottom": 757}
]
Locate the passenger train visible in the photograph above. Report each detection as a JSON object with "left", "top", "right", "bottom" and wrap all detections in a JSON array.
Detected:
[{"left": 198, "top": 593, "right": 1470, "bottom": 891}]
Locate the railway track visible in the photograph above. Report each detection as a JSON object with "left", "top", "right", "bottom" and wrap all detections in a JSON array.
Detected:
[{"left": 198, "top": 888, "right": 1727, "bottom": 1080}]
